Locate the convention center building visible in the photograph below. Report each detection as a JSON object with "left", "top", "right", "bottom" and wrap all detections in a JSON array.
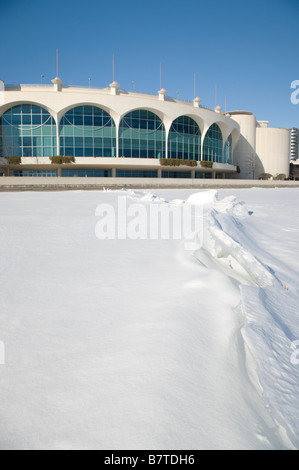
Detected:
[{"left": 0, "top": 76, "right": 291, "bottom": 180}]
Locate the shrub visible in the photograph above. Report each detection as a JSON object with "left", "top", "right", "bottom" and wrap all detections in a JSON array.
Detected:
[
  {"left": 160, "top": 158, "right": 197, "bottom": 167},
  {"left": 183, "top": 160, "right": 197, "bottom": 167},
  {"left": 8, "top": 156, "right": 21, "bottom": 165},
  {"left": 50, "top": 156, "right": 62, "bottom": 164},
  {"left": 258, "top": 173, "right": 273, "bottom": 180},
  {"left": 62, "top": 156, "right": 75, "bottom": 164},
  {"left": 274, "top": 173, "right": 286, "bottom": 181},
  {"left": 200, "top": 161, "right": 213, "bottom": 169},
  {"left": 160, "top": 159, "right": 180, "bottom": 167},
  {"left": 50, "top": 156, "right": 75, "bottom": 164}
]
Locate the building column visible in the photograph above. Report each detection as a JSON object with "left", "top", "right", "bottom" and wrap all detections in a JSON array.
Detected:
[
  {"left": 115, "top": 123, "right": 119, "bottom": 158},
  {"left": 212, "top": 171, "right": 216, "bottom": 179},
  {"left": 191, "top": 169, "right": 195, "bottom": 179},
  {"left": 164, "top": 121, "right": 172, "bottom": 159},
  {"left": 56, "top": 114, "right": 60, "bottom": 156},
  {"left": 157, "top": 168, "right": 162, "bottom": 178},
  {"left": 111, "top": 167, "right": 116, "bottom": 178},
  {"left": 57, "top": 167, "right": 62, "bottom": 177},
  {"left": 165, "top": 129, "right": 168, "bottom": 159}
]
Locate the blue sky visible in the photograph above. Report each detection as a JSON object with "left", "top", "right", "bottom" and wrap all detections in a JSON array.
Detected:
[{"left": 0, "top": 0, "right": 298, "bottom": 128}]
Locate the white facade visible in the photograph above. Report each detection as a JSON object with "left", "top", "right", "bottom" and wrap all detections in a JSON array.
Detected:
[
  {"left": 231, "top": 111, "right": 290, "bottom": 179},
  {"left": 256, "top": 127, "right": 290, "bottom": 177},
  {"left": 0, "top": 77, "right": 293, "bottom": 179},
  {"left": 229, "top": 112, "right": 257, "bottom": 179},
  {"left": 0, "top": 83, "right": 239, "bottom": 147},
  {"left": 0, "top": 78, "right": 239, "bottom": 178}
]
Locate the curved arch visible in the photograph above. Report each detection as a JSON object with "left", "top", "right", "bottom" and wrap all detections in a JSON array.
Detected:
[
  {"left": 202, "top": 123, "right": 223, "bottom": 163},
  {"left": 118, "top": 107, "right": 165, "bottom": 124},
  {"left": 168, "top": 115, "right": 201, "bottom": 161},
  {"left": 119, "top": 109, "right": 165, "bottom": 159},
  {"left": 0, "top": 101, "right": 57, "bottom": 123},
  {"left": 59, "top": 105, "right": 116, "bottom": 158},
  {"left": 210, "top": 120, "right": 229, "bottom": 143},
  {"left": 57, "top": 103, "right": 116, "bottom": 126},
  {"left": 170, "top": 113, "right": 205, "bottom": 137},
  {"left": 0, "top": 103, "right": 57, "bottom": 158}
]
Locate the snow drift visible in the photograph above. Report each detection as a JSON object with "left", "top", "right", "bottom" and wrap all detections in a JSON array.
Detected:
[
  {"left": 0, "top": 188, "right": 298, "bottom": 450},
  {"left": 129, "top": 188, "right": 299, "bottom": 448},
  {"left": 186, "top": 190, "right": 299, "bottom": 448}
]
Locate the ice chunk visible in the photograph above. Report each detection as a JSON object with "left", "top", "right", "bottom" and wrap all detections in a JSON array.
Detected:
[{"left": 186, "top": 190, "right": 218, "bottom": 205}]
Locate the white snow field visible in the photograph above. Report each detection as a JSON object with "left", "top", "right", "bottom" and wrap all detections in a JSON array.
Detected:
[{"left": 0, "top": 188, "right": 298, "bottom": 450}]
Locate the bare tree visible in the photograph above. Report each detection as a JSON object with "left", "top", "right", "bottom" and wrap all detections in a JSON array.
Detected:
[{"left": 247, "top": 152, "right": 257, "bottom": 179}]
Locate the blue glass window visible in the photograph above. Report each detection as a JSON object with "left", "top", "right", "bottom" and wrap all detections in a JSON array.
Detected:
[
  {"left": 119, "top": 110, "right": 165, "bottom": 159},
  {"left": 62, "top": 169, "right": 112, "bottom": 177},
  {"left": 59, "top": 106, "right": 116, "bottom": 158},
  {"left": 168, "top": 116, "right": 201, "bottom": 160},
  {"left": 195, "top": 172, "right": 212, "bottom": 179},
  {"left": 0, "top": 104, "right": 56, "bottom": 158},
  {"left": 162, "top": 171, "right": 191, "bottom": 178},
  {"left": 116, "top": 170, "right": 158, "bottom": 178},
  {"left": 202, "top": 123, "right": 223, "bottom": 163},
  {"left": 13, "top": 170, "right": 58, "bottom": 177}
]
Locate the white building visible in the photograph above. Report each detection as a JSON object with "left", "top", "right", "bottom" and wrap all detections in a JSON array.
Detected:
[
  {"left": 0, "top": 77, "right": 291, "bottom": 179},
  {"left": 230, "top": 112, "right": 290, "bottom": 179}
]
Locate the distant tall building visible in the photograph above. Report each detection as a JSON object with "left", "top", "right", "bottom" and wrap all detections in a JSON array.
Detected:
[{"left": 289, "top": 128, "right": 299, "bottom": 161}]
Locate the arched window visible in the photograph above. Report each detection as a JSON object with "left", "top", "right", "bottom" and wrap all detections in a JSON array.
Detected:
[
  {"left": 119, "top": 110, "right": 165, "bottom": 159},
  {"left": 59, "top": 106, "right": 116, "bottom": 157},
  {"left": 202, "top": 123, "right": 223, "bottom": 162},
  {"left": 0, "top": 104, "right": 56, "bottom": 157},
  {"left": 168, "top": 116, "right": 201, "bottom": 160},
  {"left": 224, "top": 134, "right": 233, "bottom": 164}
]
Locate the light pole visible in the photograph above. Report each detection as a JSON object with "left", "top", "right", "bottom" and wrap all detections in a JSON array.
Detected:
[
  {"left": 89, "top": 77, "right": 91, "bottom": 88},
  {"left": 41, "top": 75, "right": 44, "bottom": 85},
  {"left": 132, "top": 81, "right": 135, "bottom": 92}
]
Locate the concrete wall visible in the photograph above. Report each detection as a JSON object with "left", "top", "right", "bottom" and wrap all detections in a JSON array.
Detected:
[
  {"left": 256, "top": 127, "right": 290, "bottom": 178},
  {"left": 231, "top": 111, "right": 290, "bottom": 179},
  {"left": 230, "top": 112, "right": 257, "bottom": 179},
  {"left": 1, "top": 177, "right": 298, "bottom": 190}
]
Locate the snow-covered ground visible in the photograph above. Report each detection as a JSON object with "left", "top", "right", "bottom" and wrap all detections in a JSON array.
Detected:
[{"left": 0, "top": 188, "right": 298, "bottom": 450}]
